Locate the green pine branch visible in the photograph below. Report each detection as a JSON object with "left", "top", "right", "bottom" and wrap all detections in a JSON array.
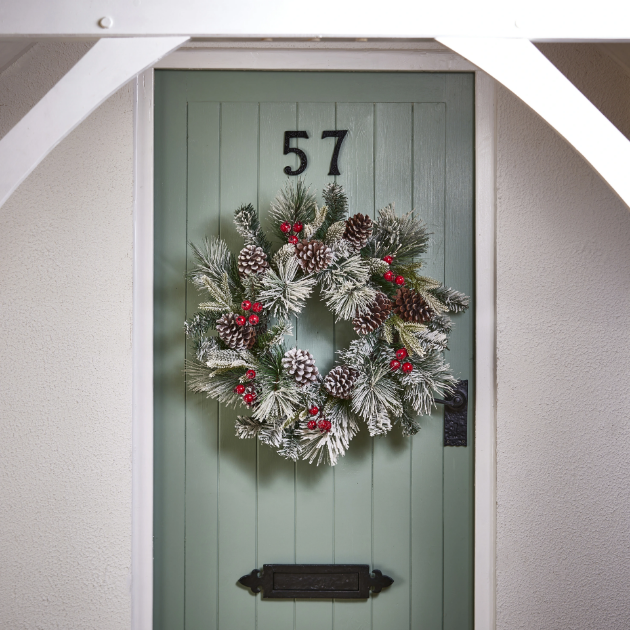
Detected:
[
  {"left": 233, "top": 203, "right": 273, "bottom": 258},
  {"left": 251, "top": 346, "right": 302, "bottom": 421},
  {"left": 314, "top": 182, "right": 349, "bottom": 240},
  {"left": 258, "top": 257, "right": 316, "bottom": 319},
  {"left": 428, "top": 284, "right": 470, "bottom": 313},
  {"left": 269, "top": 179, "right": 318, "bottom": 241},
  {"left": 254, "top": 320, "right": 294, "bottom": 350},
  {"left": 184, "top": 312, "right": 217, "bottom": 340},
  {"left": 188, "top": 236, "right": 240, "bottom": 292},
  {"left": 198, "top": 272, "right": 235, "bottom": 313},
  {"left": 368, "top": 205, "right": 430, "bottom": 264}
]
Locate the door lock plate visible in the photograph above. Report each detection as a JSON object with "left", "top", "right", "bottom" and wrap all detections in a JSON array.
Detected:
[{"left": 435, "top": 380, "right": 468, "bottom": 447}]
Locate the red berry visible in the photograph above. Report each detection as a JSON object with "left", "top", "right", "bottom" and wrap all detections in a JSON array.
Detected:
[
  {"left": 318, "top": 419, "right": 331, "bottom": 432},
  {"left": 250, "top": 392, "right": 257, "bottom": 400},
  {"left": 383, "top": 255, "right": 394, "bottom": 264},
  {"left": 384, "top": 270, "right": 394, "bottom": 282},
  {"left": 241, "top": 300, "right": 252, "bottom": 311},
  {"left": 235, "top": 384, "right": 246, "bottom": 394},
  {"left": 402, "top": 362, "right": 413, "bottom": 373},
  {"left": 390, "top": 359, "right": 401, "bottom": 371},
  {"left": 288, "top": 235, "right": 299, "bottom": 245},
  {"left": 252, "top": 302, "right": 263, "bottom": 313},
  {"left": 395, "top": 275, "right": 405, "bottom": 286},
  {"left": 293, "top": 222, "right": 303, "bottom": 233},
  {"left": 309, "top": 405, "right": 319, "bottom": 416},
  {"left": 248, "top": 314, "right": 260, "bottom": 326},
  {"left": 396, "top": 348, "right": 408, "bottom": 360},
  {"left": 235, "top": 315, "right": 246, "bottom": 326},
  {"left": 307, "top": 420, "right": 317, "bottom": 430},
  {"left": 243, "top": 393, "right": 254, "bottom": 404},
  {"left": 280, "top": 221, "right": 292, "bottom": 233},
  {"left": 246, "top": 369, "right": 256, "bottom": 380}
]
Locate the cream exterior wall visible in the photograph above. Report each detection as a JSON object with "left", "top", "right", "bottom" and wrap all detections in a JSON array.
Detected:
[
  {"left": 495, "top": 44, "right": 630, "bottom": 629},
  {"left": 0, "top": 42, "right": 134, "bottom": 630},
  {"left": 1, "top": 41, "right": 629, "bottom": 630}
]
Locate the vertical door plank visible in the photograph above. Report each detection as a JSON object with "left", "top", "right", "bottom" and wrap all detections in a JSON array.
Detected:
[
  {"left": 294, "top": 102, "right": 336, "bottom": 630},
  {"left": 415, "top": 103, "right": 446, "bottom": 272},
  {"left": 297, "top": 102, "right": 336, "bottom": 208},
  {"left": 372, "top": 102, "right": 413, "bottom": 630},
  {"left": 333, "top": 101, "right": 375, "bottom": 630},
  {"left": 185, "top": 102, "right": 221, "bottom": 630},
  {"left": 443, "top": 74, "right": 475, "bottom": 630},
  {"left": 257, "top": 101, "right": 299, "bottom": 630},
  {"left": 411, "top": 102, "right": 447, "bottom": 630},
  {"left": 153, "top": 74, "right": 188, "bottom": 630},
  {"left": 375, "top": 103, "right": 413, "bottom": 214},
  {"left": 336, "top": 102, "right": 375, "bottom": 217},
  {"left": 217, "top": 101, "right": 259, "bottom": 630},
  {"left": 258, "top": 102, "right": 298, "bottom": 249}
]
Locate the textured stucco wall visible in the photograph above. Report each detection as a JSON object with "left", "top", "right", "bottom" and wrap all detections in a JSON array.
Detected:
[
  {"left": 496, "top": 44, "right": 630, "bottom": 629},
  {"left": 0, "top": 43, "right": 134, "bottom": 629}
]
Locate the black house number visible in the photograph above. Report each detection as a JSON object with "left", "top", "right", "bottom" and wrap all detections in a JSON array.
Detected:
[{"left": 283, "top": 130, "right": 349, "bottom": 176}]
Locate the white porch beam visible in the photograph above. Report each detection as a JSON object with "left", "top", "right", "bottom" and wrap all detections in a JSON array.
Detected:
[
  {"left": 0, "top": 0, "right": 628, "bottom": 39},
  {"left": 438, "top": 37, "right": 630, "bottom": 212},
  {"left": 0, "top": 36, "right": 188, "bottom": 210}
]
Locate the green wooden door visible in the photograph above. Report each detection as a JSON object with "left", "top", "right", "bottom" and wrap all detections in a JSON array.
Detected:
[{"left": 154, "top": 70, "right": 474, "bottom": 630}]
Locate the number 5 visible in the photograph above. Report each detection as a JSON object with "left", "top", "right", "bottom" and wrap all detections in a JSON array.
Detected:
[{"left": 283, "top": 131, "right": 309, "bottom": 176}]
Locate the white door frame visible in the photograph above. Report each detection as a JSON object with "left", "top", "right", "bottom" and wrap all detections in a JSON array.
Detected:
[{"left": 133, "top": 42, "right": 497, "bottom": 630}]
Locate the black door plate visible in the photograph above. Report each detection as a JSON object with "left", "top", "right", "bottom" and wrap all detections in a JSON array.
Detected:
[{"left": 435, "top": 379, "right": 468, "bottom": 447}]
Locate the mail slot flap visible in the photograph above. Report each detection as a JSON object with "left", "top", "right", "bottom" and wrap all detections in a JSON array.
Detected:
[{"left": 238, "top": 564, "right": 394, "bottom": 599}]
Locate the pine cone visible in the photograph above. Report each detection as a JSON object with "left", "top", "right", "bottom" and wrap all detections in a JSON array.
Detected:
[
  {"left": 352, "top": 292, "right": 392, "bottom": 334},
  {"left": 216, "top": 313, "right": 256, "bottom": 349},
  {"left": 393, "top": 287, "right": 433, "bottom": 323},
  {"left": 282, "top": 347, "right": 319, "bottom": 385},
  {"left": 295, "top": 240, "right": 333, "bottom": 273},
  {"left": 343, "top": 213, "right": 373, "bottom": 250},
  {"left": 237, "top": 244, "right": 269, "bottom": 276},
  {"left": 324, "top": 365, "right": 359, "bottom": 399}
]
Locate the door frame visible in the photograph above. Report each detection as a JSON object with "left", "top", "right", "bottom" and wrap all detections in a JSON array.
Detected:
[{"left": 132, "top": 41, "right": 497, "bottom": 630}]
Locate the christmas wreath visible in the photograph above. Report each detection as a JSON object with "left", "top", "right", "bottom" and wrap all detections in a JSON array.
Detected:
[{"left": 185, "top": 181, "right": 469, "bottom": 465}]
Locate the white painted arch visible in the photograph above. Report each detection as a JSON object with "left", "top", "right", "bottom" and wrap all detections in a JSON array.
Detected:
[
  {"left": 0, "top": 36, "right": 187, "bottom": 210},
  {"left": 438, "top": 37, "right": 630, "bottom": 211}
]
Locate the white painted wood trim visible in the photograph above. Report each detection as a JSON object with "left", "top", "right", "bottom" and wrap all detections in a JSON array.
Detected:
[
  {"left": 156, "top": 46, "right": 475, "bottom": 71},
  {"left": 132, "top": 69, "right": 155, "bottom": 630},
  {"left": 134, "top": 46, "right": 497, "bottom": 630},
  {"left": 0, "top": 36, "right": 188, "bottom": 211},
  {"left": 438, "top": 37, "right": 630, "bottom": 213},
  {"left": 474, "top": 71, "right": 497, "bottom": 630},
  {"left": 1, "top": 0, "right": 629, "bottom": 39}
]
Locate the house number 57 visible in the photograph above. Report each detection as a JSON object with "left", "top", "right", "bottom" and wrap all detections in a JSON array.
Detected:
[{"left": 283, "top": 130, "right": 349, "bottom": 177}]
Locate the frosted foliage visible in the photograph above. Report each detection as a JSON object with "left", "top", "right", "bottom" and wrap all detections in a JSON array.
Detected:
[{"left": 185, "top": 180, "right": 468, "bottom": 465}]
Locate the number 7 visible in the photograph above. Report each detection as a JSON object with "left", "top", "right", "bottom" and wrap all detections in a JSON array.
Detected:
[{"left": 321, "top": 130, "right": 349, "bottom": 176}]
